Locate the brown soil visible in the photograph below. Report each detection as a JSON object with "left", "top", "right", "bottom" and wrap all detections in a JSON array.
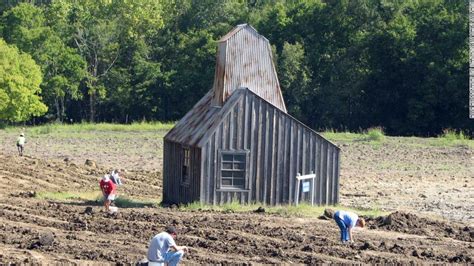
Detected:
[
  {"left": 339, "top": 140, "right": 473, "bottom": 222},
  {"left": 0, "top": 132, "right": 473, "bottom": 264}
]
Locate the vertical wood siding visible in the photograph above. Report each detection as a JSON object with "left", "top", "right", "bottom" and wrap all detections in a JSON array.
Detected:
[
  {"left": 200, "top": 90, "right": 340, "bottom": 205},
  {"left": 163, "top": 141, "right": 201, "bottom": 204}
]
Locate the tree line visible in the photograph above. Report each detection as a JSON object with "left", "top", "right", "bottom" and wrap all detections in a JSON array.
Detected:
[{"left": 0, "top": 0, "right": 471, "bottom": 136}]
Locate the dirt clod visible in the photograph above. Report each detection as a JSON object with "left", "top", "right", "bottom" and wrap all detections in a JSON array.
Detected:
[
  {"left": 449, "top": 254, "right": 472, "bottom": 263},
  {"left": 85, "top": 159, "right": 97, "bottom": 168},
  {"left": 368, "top": 211, "right": 472, "bottom": 242},
  {"left": 39, "top": 232, "right": 54, "bottom": 246},
  {"left": 360, "top": 241, "right": 374, "bottom": 250},
  {"left": 84, "top": 207, "right": 94, "bottom": 215},
  {"left": 29, "top": 232, "right": 54, "bottom": 249}
]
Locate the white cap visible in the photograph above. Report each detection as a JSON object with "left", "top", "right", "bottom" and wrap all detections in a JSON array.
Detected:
[{"left": 102, "top": 175, "right": 110, "bottom": 181}]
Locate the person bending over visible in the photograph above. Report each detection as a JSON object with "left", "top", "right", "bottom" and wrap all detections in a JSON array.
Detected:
[
  {"left": 333, "top": 210, "right": 365, "bottom": 243},
  {"left": 99, "top": 175, "right": 116, "bottom": 212}
]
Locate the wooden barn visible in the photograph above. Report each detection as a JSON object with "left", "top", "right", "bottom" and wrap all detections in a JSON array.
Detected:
[{"left": 163, "top": 24, "right": 340, "bottom": 205}]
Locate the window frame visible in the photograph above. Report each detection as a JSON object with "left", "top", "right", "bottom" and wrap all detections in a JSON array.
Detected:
[
  {"left": 217, "top": 150, "right": 249, "bottom": 191},
  {"left": 181, "top": 146, "right": 191, "bottom": 186}
]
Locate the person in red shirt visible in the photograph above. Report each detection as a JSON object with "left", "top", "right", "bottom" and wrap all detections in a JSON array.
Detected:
[{"left": 99, "top": 175, "right": 116, "bottom": 212}]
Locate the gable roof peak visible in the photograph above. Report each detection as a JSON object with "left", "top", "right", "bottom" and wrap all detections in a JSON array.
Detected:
[{"left": 218, "top": 24, "right": 262, "bottom": 42}]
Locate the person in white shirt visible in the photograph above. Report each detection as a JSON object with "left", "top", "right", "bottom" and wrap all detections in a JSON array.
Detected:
[
  {"left": 110, "top": 169, "right": 123, "bottom": 185},
  {"left": 147, "top": 226, "right": 188, "bottom": 265},
  {"left": 16, "top": 133, "right": 26, "bottom": 156}
]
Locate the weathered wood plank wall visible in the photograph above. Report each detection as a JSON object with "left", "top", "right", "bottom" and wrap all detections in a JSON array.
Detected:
[
  {"left": 163, "top": 141, "right": 201, "bottom": 204},
  {"left": 201, "top": 89, "right": 340, "bottom": 205}
]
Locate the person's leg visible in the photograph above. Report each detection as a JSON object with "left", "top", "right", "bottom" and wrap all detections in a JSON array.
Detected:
[
  {"left": 20, "top": 145, "right": 23, "bottom": 156},
  {"left": 163, "top": 250, "right": 184, "bottom": 266},
  {"left": 108, "top": 194, "right": 116, "bottom": 208},
  {"left": 344, "top": 228, "right": 350, "bottom": 242},
  {"left": 104, "top": 198, "right": 110, "bottom": 211},
  {"left": 334, "top": 216, "right": 347, "bottom": 242}
]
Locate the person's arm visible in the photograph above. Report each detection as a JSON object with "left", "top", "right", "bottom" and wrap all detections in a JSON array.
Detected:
[
  {"left": 168, "top": 237, "right": 188, "bottom": 252},
  {"left": 170, "top": 243, "right": 189, "bottom": 252},
  {"left": 110, "top": 182, "right": 117, "bottom": 194},
  {"left": 348, "top": 226, "right": 354, "bottom": 242}
]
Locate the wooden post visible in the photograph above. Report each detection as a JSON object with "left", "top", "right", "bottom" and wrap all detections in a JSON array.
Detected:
[{"left": 295, "top": 173, "right": 301, "bottom": 205}]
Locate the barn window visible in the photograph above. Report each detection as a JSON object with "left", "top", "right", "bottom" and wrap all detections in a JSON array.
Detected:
[
  {"left": 181, "top": 147, "right": 190, "bottom": 185},
  {"left": 220, "top": 151, "right": 247, "bottom": 189}
]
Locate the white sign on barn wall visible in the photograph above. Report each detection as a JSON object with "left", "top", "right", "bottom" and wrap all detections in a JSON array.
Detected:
[
  {"left": 302, "top": 181, "right": 310, "bottom": 192},
  {"left": 295, "top": 172, "right": 316, "bottom": 206}
]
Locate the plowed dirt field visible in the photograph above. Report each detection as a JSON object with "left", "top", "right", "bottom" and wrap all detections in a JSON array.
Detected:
[{"left": 0, "top": 129, "right": 472, "bottom": 264}]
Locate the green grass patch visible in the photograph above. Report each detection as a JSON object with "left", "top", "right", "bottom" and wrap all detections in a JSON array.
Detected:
[
  {"left": 321, "top": 128, "right": 385, "bottom": 143},
  {"left": 418, "top": 129, "right": 473, "bottom": 147},
  {"left": 440, "top": 129, "right": 468, "bottom": 141},
  {"left": 320, "top": 130, "right": 362, "bottom": 142},
  {"left": 181, "top": 202, "right": 387, "bottom": 218},
  {"left": 341, "top": 205, "right": 386, "bottom": 218},
  {"left": 36, "top": 191, "right": 101, "bottom": 201},
  {"left": 435, "top": 129, "right": 472, "bottom": 146},
  {"left": 36, "top": 191, "right": 160, "bottom": 208},
  {"left": 6, "top": 122, "right": 175, "bottom": 135}
]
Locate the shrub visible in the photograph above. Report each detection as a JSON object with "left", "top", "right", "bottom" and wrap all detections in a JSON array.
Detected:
[
  {"left": 365, "top": 127, "right": 385, "bottom": 141},
  {"left": 440, "top": 129, "right": 468, "bottom": 141}
]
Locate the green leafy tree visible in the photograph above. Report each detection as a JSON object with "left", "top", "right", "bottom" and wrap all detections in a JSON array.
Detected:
[
  {"left": 65, "top": 0, "right": 164, "bottom": 122},
  {"left": 279, "top": 42, "right": 312, "bottom": 122},
  {"left": 67, "top": 1, "right": 119, "bottom": 122},
  {"left": 0, "top": 39, "right": 47, "bottom": 122},
  {"left": 1, "top": 3, "right": 86, "bottom": 121},
  {"left": 364, "top": 0, "right": 470, "bottom": 135},
  {"left": 106, "top": 0, "right": 165, "bottom": 122}
]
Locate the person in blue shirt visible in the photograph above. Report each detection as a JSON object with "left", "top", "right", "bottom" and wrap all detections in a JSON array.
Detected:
[{"left": 333, "top": 210, "right": 366, "bottom": 243}]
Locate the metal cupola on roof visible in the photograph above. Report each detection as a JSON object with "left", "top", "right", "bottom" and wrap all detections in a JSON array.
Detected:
[{"left": 212, "top": 24, "right": 287, "bottom": 112}]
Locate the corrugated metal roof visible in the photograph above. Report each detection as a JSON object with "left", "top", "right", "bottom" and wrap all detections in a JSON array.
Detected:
[
  {"left": 164, "top": 89, "right": 243, "bottom": 146},
  {"left": 212, "top": 24, "right": 287, "bottom": 112}
]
